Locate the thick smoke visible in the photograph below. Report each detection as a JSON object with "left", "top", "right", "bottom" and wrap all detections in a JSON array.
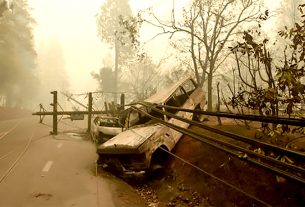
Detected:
[{"left": 0, "top": 0, "right": 38, "bottom": 109}]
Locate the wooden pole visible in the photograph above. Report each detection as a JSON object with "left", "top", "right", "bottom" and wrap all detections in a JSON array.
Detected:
[
  {"left": 32, "top": 110, "right": 108, "bottom": 116},
  {"left": 51, "top": 91, "right": 58, "bottom": 135},
  {"left": 87, "top": 92, "right": 93, "bottom": 133},
  {"left": 120, "top": 93, "right": 125, "bottom": 110}
]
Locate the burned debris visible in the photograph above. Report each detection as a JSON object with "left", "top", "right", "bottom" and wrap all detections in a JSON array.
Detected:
[{"left": 94, "top": 77, "right": 206, "bottom": 175}]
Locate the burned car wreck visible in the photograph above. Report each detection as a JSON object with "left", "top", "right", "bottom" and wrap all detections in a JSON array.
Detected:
[
  {"left": 91, "top": 115, "right": 123, "bottom": 144},
  {"left": 96, "top": 77, "right": 206, "bottom": 175}
]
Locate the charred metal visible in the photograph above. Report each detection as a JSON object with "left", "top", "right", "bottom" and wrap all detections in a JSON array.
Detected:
[{"left": 94, "top": 77, "right": 206, "bottom": 175}]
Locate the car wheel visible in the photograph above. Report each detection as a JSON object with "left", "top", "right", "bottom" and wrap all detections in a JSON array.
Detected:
[{"left": 148, "top": 146, "right": 169, "bottom": 179}]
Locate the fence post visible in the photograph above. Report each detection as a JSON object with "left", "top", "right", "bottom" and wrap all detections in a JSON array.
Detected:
[
  {"left": 87, "top": 92, "right": 93, "bottom": 133},
  {"left": 50, "top": 91, "right": 58, "bottom": 135}
]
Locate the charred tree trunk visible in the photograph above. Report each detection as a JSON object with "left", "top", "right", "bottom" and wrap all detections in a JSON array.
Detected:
[
  {"left": 217, "top": 82, "right": 222, "bottom": 125},
  {"left": 207, "top": 72, "right": 213, "bottom": 111},
  {"left": 114, "top": 40, "right": 119, "bottom": 104}
]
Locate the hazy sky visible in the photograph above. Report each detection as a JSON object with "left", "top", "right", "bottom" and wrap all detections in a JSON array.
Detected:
[
  {"left": 27, "top": 0, "right": 177, "bottom": 94},
  {"left": 28, "top": 0, "right": 108, "bottom": 93},
  {"left": 28, "top": 0, "right": 280, "bottom": 94}
]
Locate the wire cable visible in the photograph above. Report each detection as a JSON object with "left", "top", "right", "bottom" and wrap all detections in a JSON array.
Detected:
[
  {"left": 137, "top": 103, "right": 305, "bottom": 174},
  {"left": 159, "top": 147, "right": 271, "bottom": 206},
  {"left": 97, "top": 109, "right": 270, "bottom": 206},
  {"left": 131, "top": 106, "right": 305, "bottom": 184},
  {"left": 138, "top": 102, "right": 305, "bottom": 160},
  {"left": 0, "top": 122, "right": 19, "bottom": 141},
  {"left": 148, "top": 103, "right": 305, "bottom": 127},
  {"left": 0, "top": 130, "right": 34, "bottom": 184}
]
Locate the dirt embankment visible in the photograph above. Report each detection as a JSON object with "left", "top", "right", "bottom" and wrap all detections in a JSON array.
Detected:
[
  {"left": 134, "top": 119, "right": 305, "bottom": 207},
  {"left": 0, "top": 107, "right": 31, "bottom": 121}
]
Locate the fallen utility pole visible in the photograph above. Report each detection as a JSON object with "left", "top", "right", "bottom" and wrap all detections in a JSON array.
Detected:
[
  {"left": 32, "top": 111, "right": 108, "bottom": 116},
  {"left": 32, "top": 91, "right": 125, "bottom": 135}
]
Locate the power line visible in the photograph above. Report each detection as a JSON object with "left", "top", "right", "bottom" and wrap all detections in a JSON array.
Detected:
[
  {"left": 159, "top": 147, "right": 271, "bottom": 206},
  {"left": 130, "top": 106, "right": 305, "bottom": 184},
  {"left": 97, "top": 110, "right": 270, "bottom": 206}
]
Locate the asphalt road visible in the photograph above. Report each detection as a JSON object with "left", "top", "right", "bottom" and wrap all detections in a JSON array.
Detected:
[{"left": 0, "top": 115, "right": 146, "bottom": 207}]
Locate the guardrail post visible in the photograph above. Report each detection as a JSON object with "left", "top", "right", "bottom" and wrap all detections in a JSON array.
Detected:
[
  {"left": 87, "top": 92, "right": 93, "bottom": 133},
  {"left": 50, "top": 91, "right": 57, "bottom": 135}
]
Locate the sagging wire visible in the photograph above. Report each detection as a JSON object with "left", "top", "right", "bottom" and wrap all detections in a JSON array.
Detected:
[
  {"left": 0, "top": 132, "right": 50, "bottom": 164},
  {"left": 138, "top": 102, "right": 305, "bottom": 174},
  {"left": 93, "top": 94, "right": 103, "bottom": 113},
  {"left": 0, "top": 115, "right": 61, "bottom": 184},
  {"left": 150, "top": 103, "right": 305, "bottom": 127},
  {"left": 95, "top": 104, "right": 270, "bottom": 206},
  {"left": 158, "top": 146, "right": 271, "bottom": 207},
  {"left": 0, "top": 130, "right": 34, "bottom": 184},
  {"left": 131, "top": 105, "right": 305, "bottom": 184},
  {"left": 57, "top": 102, "right": 64, "bottom": 123},
  {"left": 0, "top": 122, "right": 20, "bottom": 141}
]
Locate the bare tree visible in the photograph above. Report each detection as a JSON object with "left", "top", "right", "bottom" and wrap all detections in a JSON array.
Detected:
[{"left": 137, "top": 0, "right": 262, "bottom": 111}]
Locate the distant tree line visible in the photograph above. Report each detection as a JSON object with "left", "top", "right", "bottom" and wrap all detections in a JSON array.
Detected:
[
  {"left": 0, "top": 0, "right": 37, "bottom": 108},
  {"left": 94, "top": 0, "right": 163, "bottom": 102}
]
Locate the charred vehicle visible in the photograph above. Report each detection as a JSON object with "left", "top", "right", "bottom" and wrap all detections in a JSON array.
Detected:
[
  {"left": 91, "top": 115, "right": 123, "bottom": 144},
  {"left": 96, "top": 77, "right": 206, "bottom": 174}
]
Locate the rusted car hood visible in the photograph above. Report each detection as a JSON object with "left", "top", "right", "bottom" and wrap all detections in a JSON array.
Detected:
[{"left": 97, "top": 124, "right": 163, "bottom": 154}]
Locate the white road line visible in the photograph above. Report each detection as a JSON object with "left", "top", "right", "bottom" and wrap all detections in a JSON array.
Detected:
[
  {"left": 42, "top": 161, "right": 53, "bottom": 172},
  {"left": 57, "top": 143, "right": 63, "bottom": 149}
]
